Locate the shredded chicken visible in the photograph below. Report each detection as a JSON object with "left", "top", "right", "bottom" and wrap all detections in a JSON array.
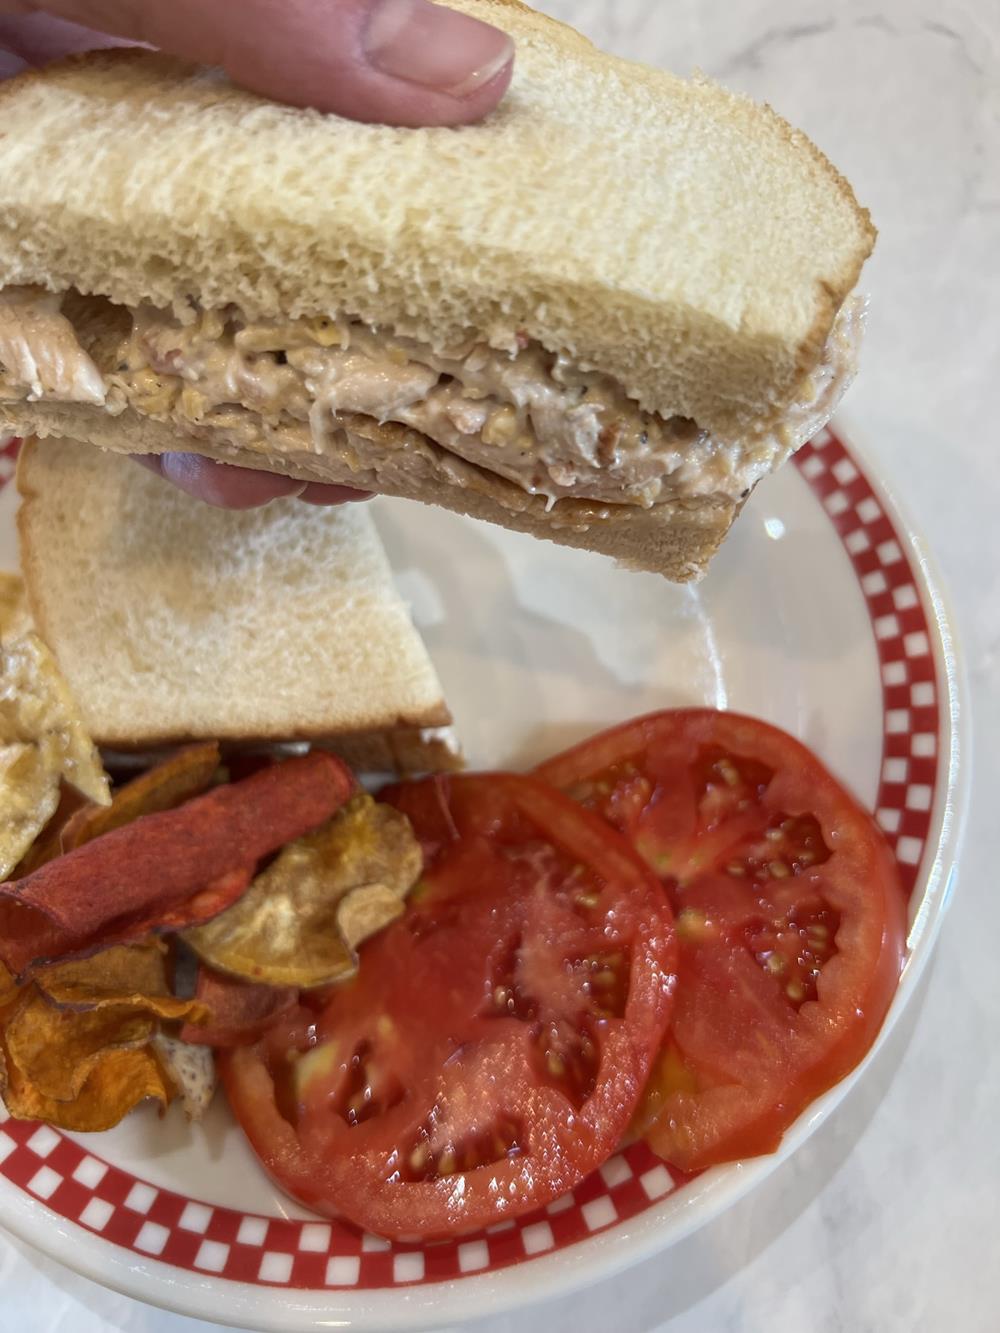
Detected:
[
  {"left": 0, "top": 285, "right": 862, "bottom": 507},
  {"left": 0, "top": 288, "right": 105, "bottom": 406}
]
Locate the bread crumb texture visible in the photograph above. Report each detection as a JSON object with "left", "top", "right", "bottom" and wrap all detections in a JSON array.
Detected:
[{"left": 0, "top": 0, "right": 874, "bottom": 438}]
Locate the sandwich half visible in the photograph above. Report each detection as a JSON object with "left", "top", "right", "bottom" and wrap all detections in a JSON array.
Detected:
[
  {"left": 0, "top": 0, "right": 874, "bottom": 580},
  {"left": 16, "top": 437, "right": 460, "bottom": 773}
]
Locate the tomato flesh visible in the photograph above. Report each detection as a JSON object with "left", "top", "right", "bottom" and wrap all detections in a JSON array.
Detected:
[
  {"left": 220, "top": 774, "right": 676, "bottom": 1238},
  {"left": 536, "top": 711, "right": 907, "bottom": 1172}
]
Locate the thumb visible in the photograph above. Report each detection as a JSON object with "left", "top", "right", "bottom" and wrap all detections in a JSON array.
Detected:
[{"left": 1, "top": 0, "right": 514, "bottom": 126}]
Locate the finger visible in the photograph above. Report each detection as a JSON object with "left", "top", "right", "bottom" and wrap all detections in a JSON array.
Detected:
[
  {"left": 158, "top": 453, "right": 307, "bottom": 508},
  {"left": 141, "top": 453, "right": 307, "bottom": 509},
  {"left": 1, "top": 0, "right": 514, "bottom": 126},
  {"left": 136, "top": 454, "right": 373, "bottom": 509},
  {"left": 299, "top": 482, "right": 375, "bottom": 506},
  {"left": 0, "top": 12, "right": 133, "bottom": 64},
  {"left": 0, "top": 46, "right": 26, "bottom": 74}
]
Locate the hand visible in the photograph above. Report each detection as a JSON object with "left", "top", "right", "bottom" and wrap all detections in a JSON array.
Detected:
[{"left": 0, "top": 0, "right": 514, "bottom": 509}]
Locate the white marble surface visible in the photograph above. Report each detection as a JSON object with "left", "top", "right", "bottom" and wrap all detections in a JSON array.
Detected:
[{"left": 1, "top": 1, "right": 998, "bottom": 1330}]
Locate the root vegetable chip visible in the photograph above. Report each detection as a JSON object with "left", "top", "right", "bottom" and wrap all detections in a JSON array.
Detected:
[
  {"left": 0, "top": 622, "right": 109, "bottom": 879},
  {"left": 0, "top": 753, "right": 349, "bottom": 978},
  {"left": 0, "top": 1034, "right": 173, "bottom": 1130},
  {"left": 0, "top": 572, "right": 30, "bottom": 638},
  {"left": 0, "top": 742, "right": 59, "bottom": 882},
  {"left": 152, "top": 1033, "right": 217, "bottom": 1120},
  {"left": 5, "top": 989, "right": 154, "bottom": 1101},
  {"left": 61, "top": 742, "right": 221, "bottom": 852},
  {"left": 0, "top": 864, "right": 254, "bottom": 980},
  {"left": 0, "top": 631, "right": 110, "bottom": 807},
  {"left": 183, "top": 795, "right": 420, "bottom": 989},
  {"left": 12, "top": 782, "right": 89, "bottom": 877},
  {"left": 180, "top": 966, "right": 298, "bottom": 1048},
  {"left": 0, "top": 961, "right": 17, "bottom": 1008},
  {"left": 4, "top": 751, "right": 351, "bottom": 940},
  {"left": 34, "top": 942, "right": 207, "bottom": 1024}
]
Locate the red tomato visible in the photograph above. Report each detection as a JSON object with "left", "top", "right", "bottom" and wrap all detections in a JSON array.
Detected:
[
  {"left": 220, "top": 774, "right": 676, "bottom": 1239},
  {"left": 535, "top": 711, "right": 907, "bottom": 1172}
]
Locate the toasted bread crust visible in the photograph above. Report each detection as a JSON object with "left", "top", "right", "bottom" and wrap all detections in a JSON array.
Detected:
[{"left": 6, "top": 405, "right": 738, "bottom": 581}]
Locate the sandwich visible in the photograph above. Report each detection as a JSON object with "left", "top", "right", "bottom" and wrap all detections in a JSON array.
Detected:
[
  {"left": 0, "top": 0, "right": 874, "bottom": 581},
  {"left": 15, "top": 437, "right": 461, "bottom": 774}
]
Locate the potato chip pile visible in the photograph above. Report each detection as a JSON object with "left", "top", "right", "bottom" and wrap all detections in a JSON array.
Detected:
[{"left": 0, "top": 578, "right": 422, "bottom": 1132}]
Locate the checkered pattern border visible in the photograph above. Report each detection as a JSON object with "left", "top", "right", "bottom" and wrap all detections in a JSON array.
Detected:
[
  {"left": 0, "top": 1110, "right": 684, "bottom": 1288},
  {"left": 0, "top": 428, "right": 941, "bottom": 1288},
  {"left": 795, "top": 428, "right": 939, "bottom": 895}
]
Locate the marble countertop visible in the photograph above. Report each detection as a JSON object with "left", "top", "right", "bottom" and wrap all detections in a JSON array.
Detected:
[{"left": 2, "top": 1, "right": 997, "bottom": 1330}]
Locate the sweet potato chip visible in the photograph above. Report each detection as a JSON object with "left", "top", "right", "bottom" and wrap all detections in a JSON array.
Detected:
[
  {"left": 0, "top": 1035, "right": 173, "bottom": 1130},
  {"left": 61, "top": 742, "right": 221, "bottom": 852},
  {"left": 5, "top": 988, "right": 154, "bottom": 1100},
  {"left": 183, "top": 795, "right": 420, "bottom": 989},
  {"left": 152, "top": 1033, "right": 217, "bottom": 1119},
  {"left": 180, "top": 966, "right": 298, "bottom": 1048},
  {"left": 33, "top": 942, "right": 208, "bottom": 1023}
]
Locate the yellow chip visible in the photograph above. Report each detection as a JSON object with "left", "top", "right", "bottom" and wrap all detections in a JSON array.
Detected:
[
  {"left": 0, "top": 1036, "right": 174, "bottom": 1131},
  {"left": 0, "top": 632, "right": 109, "bottom": 806},
  {"left": 183, "top": 794, "right": 420, "bottom": 989},
  {"left": 0, "top": 625, "right": 109, "bottom": 879},
  {"left": 34, "top": 943, "right": 208, "bottom": 1024},
  {"left": 0, "top": 572, "right": 30, "bottom": 639},
  {"left": 0, "top": 741, "right": 59, "bottom": 881}
]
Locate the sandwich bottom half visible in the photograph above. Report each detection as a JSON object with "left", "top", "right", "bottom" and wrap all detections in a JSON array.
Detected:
[{"left": 0, "top": 401, "right": 741, "bottom": 583}]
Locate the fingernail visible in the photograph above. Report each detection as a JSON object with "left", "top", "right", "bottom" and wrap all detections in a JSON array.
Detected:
[{"left": 365, "top": 0, "right": 514, "bottom": 97}]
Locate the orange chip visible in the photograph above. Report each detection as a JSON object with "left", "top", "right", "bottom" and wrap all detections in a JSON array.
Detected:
[
  {"left": 183, "top": 795, "right": 419, "bottom": 989},
  {"left": 61, "top": 742, "right": 221, "bottom": 852},
  {"left": 4, "top": 988, "right": 154, "bottom": 1101},
  {"left": 0, "top": 1035, "right": 174, "bottom": 1131},
  {"left": 33, "top": 943, "right": 208, "bottom": 1024}
]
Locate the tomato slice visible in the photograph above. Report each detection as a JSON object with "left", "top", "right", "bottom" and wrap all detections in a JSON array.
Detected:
[
  {"left": 535, "top": 711, "right": 907, "bottom": 1172},
  {"left": 220, "top": 775, "right": 676, "bottom": 1239}
]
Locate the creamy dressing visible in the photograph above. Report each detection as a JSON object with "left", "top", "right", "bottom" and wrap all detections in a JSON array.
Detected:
[{"left": 0, "top": 287, "right": 863, "bottom": 508}]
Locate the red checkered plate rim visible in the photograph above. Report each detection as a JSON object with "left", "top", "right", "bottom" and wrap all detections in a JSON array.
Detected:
[{"left": 0, "top": 418, "right": 966, "bottom": 1331}]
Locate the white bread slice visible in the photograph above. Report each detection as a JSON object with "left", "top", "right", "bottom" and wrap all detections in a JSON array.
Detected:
[
  {"left": 0, "top": 1, "right": 874, "bottom": 577},
  {"left": 16, "top": 437, "right": 459, "bottom": 769},
  {"left": 0, "top": 10, "right": 872, "bottom": 434},
  {"left": 8, "top": 401, "right": 736, "bottom": 581}
]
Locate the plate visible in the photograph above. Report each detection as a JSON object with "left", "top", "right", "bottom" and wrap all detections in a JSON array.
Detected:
[{"left": 0, "top": 420, "right": 966, "bottom": 1330}]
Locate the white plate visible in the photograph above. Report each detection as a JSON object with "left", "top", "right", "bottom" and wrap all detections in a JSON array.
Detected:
[{"left": 0, "top": 417, "right": 966, "bottom": 1331}]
